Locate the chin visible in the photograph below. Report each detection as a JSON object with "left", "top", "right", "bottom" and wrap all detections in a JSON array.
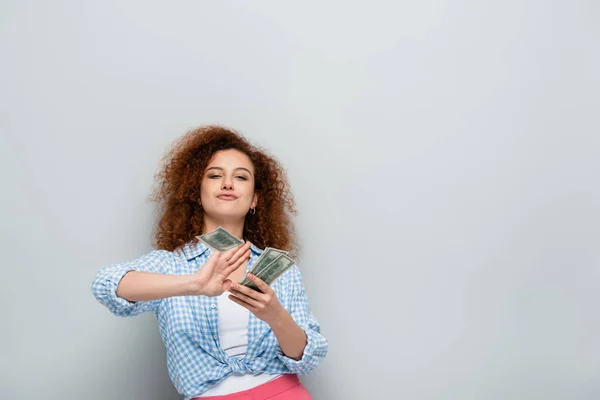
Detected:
[{"left": 207, "top": 210, "right": 246, "bottom": 221}]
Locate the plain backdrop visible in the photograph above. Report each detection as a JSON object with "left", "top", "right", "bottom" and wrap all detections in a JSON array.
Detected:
[{"left": 1, "top": 1, "right": 599, "bottom": 399}]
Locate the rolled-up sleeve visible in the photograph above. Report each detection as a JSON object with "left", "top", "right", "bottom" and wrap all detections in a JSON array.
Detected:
[
  {"left": 91, "top": 250, "right": 175, "bottom": 317},
  {"left": 277, "top": 265, "right": 328, "bottom": 374}
]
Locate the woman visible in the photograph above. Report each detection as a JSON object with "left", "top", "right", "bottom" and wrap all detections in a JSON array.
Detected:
[{"left": 91, "top": 125, "right": 328, "bottom": 399}]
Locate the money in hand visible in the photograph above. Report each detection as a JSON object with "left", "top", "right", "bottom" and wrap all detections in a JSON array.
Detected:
[
  {"left": 196, "top": 227, "right": 296, "bottom": 291},
  {"left": 241, "top": 252, "right": 296, "bottom": 292},
  {"left": 195, "top": 226, "right": 244, "bottom": 252},
  {"left": 239, "top": 247, "right": 286, "bottom": 286}
]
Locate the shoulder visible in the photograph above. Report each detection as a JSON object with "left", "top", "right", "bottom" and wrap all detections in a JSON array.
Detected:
[
  {"left": 275, "top": 264, "right": 305, "bottom": 294},
  {"left": 138, "top": 248, "right": 179, "bottom": 263}
]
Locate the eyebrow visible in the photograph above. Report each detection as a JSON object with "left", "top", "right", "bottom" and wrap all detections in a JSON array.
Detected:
[{"left": 205, "top": 166, "right": 253, "bottom": 175}]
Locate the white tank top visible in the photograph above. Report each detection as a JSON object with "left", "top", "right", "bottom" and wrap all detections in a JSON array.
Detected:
[{"left": 193, "top": 291, "right": 281, "bottom": 397}]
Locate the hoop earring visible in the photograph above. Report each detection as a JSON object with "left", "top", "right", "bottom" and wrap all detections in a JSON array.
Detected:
[{"left": 250, "top": 207, "right": 256, "bottom": 215}]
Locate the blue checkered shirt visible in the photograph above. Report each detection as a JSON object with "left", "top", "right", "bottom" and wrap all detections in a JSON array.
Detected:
[{"left": 91, "top": 241, "right": 328, "bottom": 398}]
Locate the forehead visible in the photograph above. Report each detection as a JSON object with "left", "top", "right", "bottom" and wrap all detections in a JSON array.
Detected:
[{"left": 207, "top": 149, "right": 254, "bottom": 171}]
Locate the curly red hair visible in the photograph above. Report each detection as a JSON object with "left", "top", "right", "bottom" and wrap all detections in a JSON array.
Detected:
[{"left": 149, "top": 125, "right": 298, "bottom": 259}]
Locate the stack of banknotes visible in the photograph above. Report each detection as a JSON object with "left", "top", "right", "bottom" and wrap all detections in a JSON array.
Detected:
[{"left": 196, "top": 227, "right": 295, "bottom": 291}]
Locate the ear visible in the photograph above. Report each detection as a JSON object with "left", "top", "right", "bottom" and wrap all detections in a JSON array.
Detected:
[{"left": 251, "top": 193, "right": 258, "bottom": 209}]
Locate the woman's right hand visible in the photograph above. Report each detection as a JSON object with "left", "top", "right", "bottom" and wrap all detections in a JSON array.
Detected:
[{"left": 193, "top": 241, "right": 252, "bottom": 297}]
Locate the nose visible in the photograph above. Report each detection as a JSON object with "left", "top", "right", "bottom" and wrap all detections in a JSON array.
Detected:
[{"left": 221, "top": 175, "right": 234, "bottom": 190}]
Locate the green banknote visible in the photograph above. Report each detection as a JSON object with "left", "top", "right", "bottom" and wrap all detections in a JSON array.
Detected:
[
  {"left": 195, "top": 226, "right": 244, "bottom": 252},
  {"left": 241, "top": 253, "right": 295, "bottom": 292}
]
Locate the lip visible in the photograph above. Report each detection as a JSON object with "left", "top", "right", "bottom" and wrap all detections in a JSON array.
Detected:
[{"left": 217, "top": 194, "right": 238, "bottom": 201}]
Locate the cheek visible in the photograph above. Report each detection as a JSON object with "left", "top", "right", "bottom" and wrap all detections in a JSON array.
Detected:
[
  {"left": 199, "top": 180, "right": 215, "bottom": 198},
  {"left": 242, "top": 186, "right": 255, "bottom": 201}
]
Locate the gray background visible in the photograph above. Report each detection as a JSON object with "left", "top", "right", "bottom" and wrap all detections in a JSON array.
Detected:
[{"left": 1, "top": 1, "right": 599, "bottom": 399}]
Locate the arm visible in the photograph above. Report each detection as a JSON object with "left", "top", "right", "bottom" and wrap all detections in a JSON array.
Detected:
[
  {"left": 116, "top": 270, "right": 197, "bottom": 302},
  {"left": 269, "top": 308, "right": 308, "bottom": 360},
  {"left": 91, "top": 250, "right": 180, "bottom": 317},
  {"left": 276, "top": 265, "right": 328, "bottom": 374},
  {"left": 227, "top": 265, "right": 329, "bottom": 374},
  {"left": 227, "top": 276, "right": 307, "bottom": 360},
  {"left": 92, "top": 243, "right": 251, "bottom": 317}
]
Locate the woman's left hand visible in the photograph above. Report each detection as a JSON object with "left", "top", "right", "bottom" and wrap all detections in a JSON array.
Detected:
[{"left": 227, "top": 274, "right": 287, "bottom": 326}]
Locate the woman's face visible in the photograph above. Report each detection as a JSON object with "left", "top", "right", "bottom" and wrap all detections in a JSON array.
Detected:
[{"left": 200, "top": 148, "right": 257, "bottom": 221}]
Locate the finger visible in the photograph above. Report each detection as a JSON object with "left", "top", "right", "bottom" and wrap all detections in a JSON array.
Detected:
[
  {"left": 228, "top": 287, "right": 262, "bottom": 308},
  {"left": 225, "top": 241, "right": 252, "bottom": 263},
  {"left": 230, "top": 281, "right": 266, "bottom": 299},
  {"left": 220, "top": 246, "right": 238, "bottom": 261},
  {"left": 223, "top": 279, "right": 233, "bottom": 291},
  {"left": 228, "top": 294, "right": 256, "bottom": 311},
  {"left": 246, "top": 273, "right": 273, "bottom": 294},
  {"left": 220, "top": 244, "right": 241, "bottom": 261},
  {"left": 221, "top": 249, "right": 251, "bottom": 277}
]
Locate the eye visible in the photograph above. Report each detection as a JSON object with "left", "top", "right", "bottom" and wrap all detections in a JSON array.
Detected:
[
  {"left": 208, "top": 175, "right": 221, "bottom": 179},
  {"left": 236, "top": 176, "right": 248, "bottom": 180}
]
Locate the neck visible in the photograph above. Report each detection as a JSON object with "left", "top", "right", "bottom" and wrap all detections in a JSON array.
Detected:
[{"left": 202, "top": 216, "right": 245, "bottom": 240}]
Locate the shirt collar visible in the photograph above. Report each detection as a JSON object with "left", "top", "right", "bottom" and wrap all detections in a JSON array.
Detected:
[{"left": 179, "top": 239, "right": 263, "bottom": 261}]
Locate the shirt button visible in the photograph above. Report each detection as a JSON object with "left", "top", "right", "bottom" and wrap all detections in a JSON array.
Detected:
[
  {"left": 214, "top": 335, "right": 218, "bottom": 340},
  {"left": 211, "top": 304, "right": 216, "bottom": 309}
]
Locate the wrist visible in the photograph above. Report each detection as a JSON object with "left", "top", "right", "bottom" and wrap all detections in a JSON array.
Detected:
[
  {"left": 184, "top": 275, "right": 205, "bottom": 296},
  {"left": 267, "top": 306, "right": 290, "bottom": 327}
]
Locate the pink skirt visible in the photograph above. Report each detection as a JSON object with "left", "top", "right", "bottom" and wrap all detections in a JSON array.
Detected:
[{"left": 191, "top": 374, "right": 312, "bottom": 400}]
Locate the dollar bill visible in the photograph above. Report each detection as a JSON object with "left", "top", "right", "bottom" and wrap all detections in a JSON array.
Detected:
[
  {"left": 254, "top": 253, "right": 296, "bottom": 286},
  {"left": 195, "top": 226, "right": 244, "bottom": 252},
  {"left": 239, "top": 247, "right": 288, "bottom": 286},
  {"left": 241, "top": 253, "right": 296, "bottom": 292},
  {"left": 247, "top": 248, "right": 286, "bottom": 276},
  {"left": 195, "top": 227, "right": 295, "bottom": 291}
]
